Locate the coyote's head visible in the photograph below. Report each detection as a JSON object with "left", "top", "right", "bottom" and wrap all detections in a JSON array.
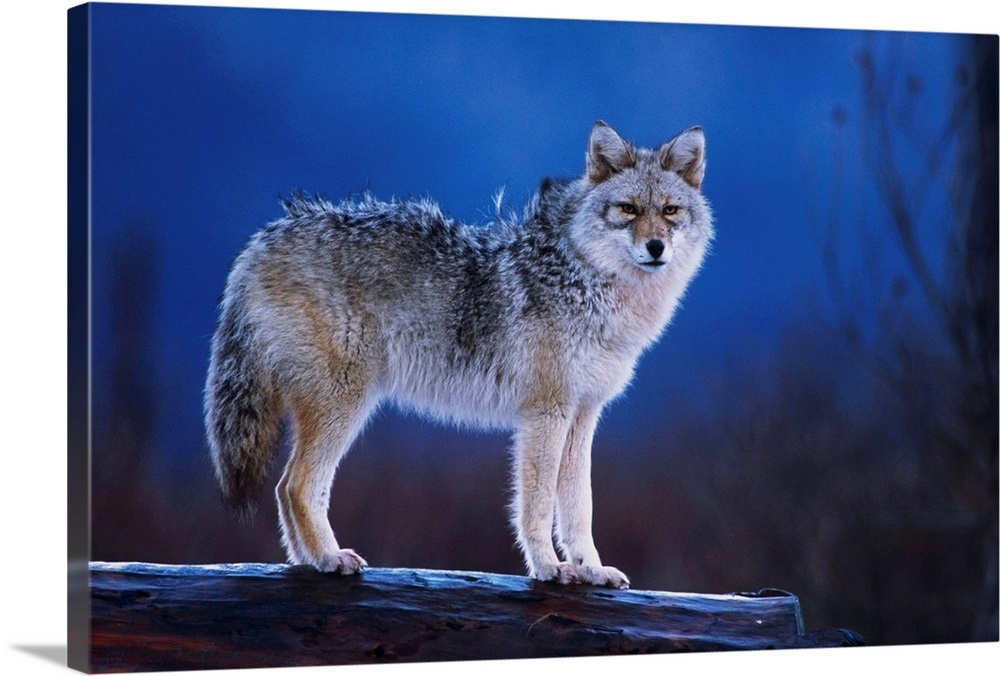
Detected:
[{"left": 571, "top": 121, "right": 712, "bottom": 278}]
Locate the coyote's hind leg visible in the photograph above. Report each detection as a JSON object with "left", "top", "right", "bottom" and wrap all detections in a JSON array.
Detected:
[{"left": 276, "top": 369, "right": 376, "bottom": 574}]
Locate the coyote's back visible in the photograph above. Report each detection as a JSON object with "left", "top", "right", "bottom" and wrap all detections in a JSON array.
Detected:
[{"left": 205, "top": 122, "right": 713, "bottom": 586}]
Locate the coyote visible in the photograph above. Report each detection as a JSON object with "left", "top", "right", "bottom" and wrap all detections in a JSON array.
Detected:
[{"left": 205, "top": 122, "right": 713, "bottom": 588}]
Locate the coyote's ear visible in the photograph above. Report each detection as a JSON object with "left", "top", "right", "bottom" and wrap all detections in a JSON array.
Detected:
[
  {"left": 587, "top": 121, "right": 636, "bottom": 183},
  {"left": 660, "top": 126, "right": 706, "bottom": 189}
]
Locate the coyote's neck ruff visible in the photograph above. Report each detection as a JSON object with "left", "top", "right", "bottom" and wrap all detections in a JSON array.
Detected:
[{"left": 206, "top": 122, "right": 713, "bottom": 589}]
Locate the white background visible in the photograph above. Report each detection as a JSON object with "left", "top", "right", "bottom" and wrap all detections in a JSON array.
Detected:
[{"left": 1, "top": 1, "right": 997, "bottom": 675}]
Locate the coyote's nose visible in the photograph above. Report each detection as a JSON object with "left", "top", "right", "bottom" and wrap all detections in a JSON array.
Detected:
[{"left": 646, "top": 239, "right": 665, "bottom": 260}]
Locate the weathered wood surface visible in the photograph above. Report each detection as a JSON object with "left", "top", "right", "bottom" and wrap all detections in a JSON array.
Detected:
[{"left": 89, "top": 562, "right": 863, "bottom": 672}]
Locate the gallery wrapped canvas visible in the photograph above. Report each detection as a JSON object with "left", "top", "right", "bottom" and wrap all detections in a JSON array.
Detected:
[{"left": 67, "top": 2, "right": 997, "bottom": 673}]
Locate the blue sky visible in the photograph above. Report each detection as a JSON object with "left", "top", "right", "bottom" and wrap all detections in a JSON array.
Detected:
[{"left": 85, "top": 2, "right": 973, "bottom": 464}]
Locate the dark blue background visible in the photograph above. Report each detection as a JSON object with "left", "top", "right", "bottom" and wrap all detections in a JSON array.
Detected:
[{"left": 88, "top": 4, "right": 965, "bottom": 471}]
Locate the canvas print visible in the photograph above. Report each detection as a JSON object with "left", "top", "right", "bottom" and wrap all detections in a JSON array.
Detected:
[{"left": 67, "top": 2, "right": 998, "bottom": 672}]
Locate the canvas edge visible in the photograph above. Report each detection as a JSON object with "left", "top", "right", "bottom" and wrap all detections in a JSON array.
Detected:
[{"left": 67, "top": 3, "right": 92, "bottom": 673}]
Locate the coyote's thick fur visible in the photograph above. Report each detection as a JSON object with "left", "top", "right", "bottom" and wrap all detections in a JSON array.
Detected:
[{"left": 205, "top": 122, "right": 713, "bottom": 588}]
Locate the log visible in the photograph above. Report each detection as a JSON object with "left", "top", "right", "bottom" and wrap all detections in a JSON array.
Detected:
[{"left": 88, "top": 562, "right": 863, "bottom": 672}]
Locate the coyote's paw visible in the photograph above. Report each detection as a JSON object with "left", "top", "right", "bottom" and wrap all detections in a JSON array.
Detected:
[
  {"left": 315, "top": 548, "right": 367, "bottom": 575},
  {"left": 532, "top": 562, "right": 582, "bottom": 585},
  {"left": 576, "top": 564, "right": 630, "bottom": 589},
  {"left": 532, "top": 562, "right": 630, "bottom": 589}
]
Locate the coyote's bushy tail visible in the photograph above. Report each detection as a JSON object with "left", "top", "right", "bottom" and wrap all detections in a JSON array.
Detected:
[{"left": 204, "top": 285, "right": 283, "bottom": 514}]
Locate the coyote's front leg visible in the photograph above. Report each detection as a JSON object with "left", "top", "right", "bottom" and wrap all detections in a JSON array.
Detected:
[
  {"left": 513, "top": 406, "right": 629, "bottom": 588},
  {"left": 554, "top": 403, "right": 629, "bottom": 589},
  {"left": 513, "top": 410, "right": 581, "bottom": 584}
]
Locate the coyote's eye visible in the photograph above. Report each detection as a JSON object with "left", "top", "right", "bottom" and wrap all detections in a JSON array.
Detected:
[
  {"left": 662, "top": 204, "right": 679, "bottom": 217},
  {"left": 616, "top": 202, "right": 638, "bottom": 217}
]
